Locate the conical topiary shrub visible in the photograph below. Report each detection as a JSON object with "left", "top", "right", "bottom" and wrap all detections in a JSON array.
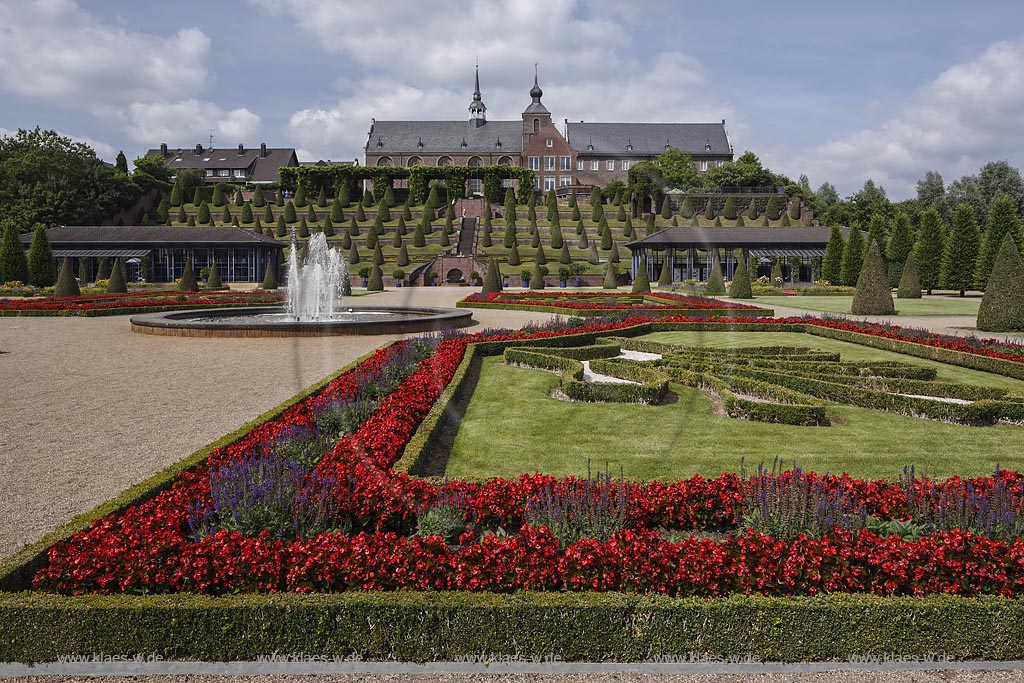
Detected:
[
  {"left": 397, "top": 245, "right": 409, "bottom": 267},
  {"left": 178, "top": 258, "right": 198, "bottom": 292},
  {"left": 535, "top": 244, "right": 547, "bottom": 265},
  {"left": 588, "top": 242, "right": 600, "bottom": 265},
  {"left": 207, "top": 260, "right": 223, "bottom": 290},
  {"left": 560, "top": 242, "right": 571, "bottom": 264},
  {"left": 367, "top": 263, "right": 384, "bottom": 291},
  {"left": 481, "top": 257, "right": 502, "bottom": 293},
  {"left": 261, "top": 261, "right": 278, "bottom": 290},
  {"left": 657, "top": 257, "right": 671, "bottom": 287},
  {"left": 529, "top": 262, "right": 545, "bottom": 290},
  {"left": 705, "top": 252, "right": 726, "bottom": 295},
  {"left": 579, "top": 230, "right": 589, "bottom": 248},
  {"left": 851, "top": 240, "right": 895, "bottom": 315},
  {"left": 373, "top": 244, "right": 384, "bottom": 266},
  {"left": 106, "top": 258, "right": 128, "bottom": 294},
  {"left": 632, "top": 256, "right": 651, "bottom": 293},
  {"left": 728, "top": 251, "right": 753, "bottom": 299},
  {"left": 341, "top": 231, "right": 352, "bottom": 249},
  {"left": 735, "top": 215, "right": 745, "bottom": 227},
  {"left": 54, "top": 257, "right": 81, "bottom": 297},
  {"left": 348, "top": 243, "right": 360, "bottom": 265},
  {"left": 977, "top": 234, "right": 1024, "bottom": 332},
  {"left": 609, "top": 243, "right": 620, "bottom": 263},
  {"left": 508, "top": 241, "right": 521, "bottom": 266},
  {"left": 896, "top": 252, "right": 921, "bottom": 299},
  {"left": 602, "top": 259, "right": 618, "bottom": 289}
]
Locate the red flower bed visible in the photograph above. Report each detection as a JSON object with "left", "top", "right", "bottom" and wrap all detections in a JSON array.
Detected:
[
  {"left": 30, "top": 315, "right": 1024, "bottom": 596},
  {"left": 0, "top": 290, "right": 283, "bottom": 314},
  {"left": 462, "top": 291, "right": 761, "bottom": 311}
]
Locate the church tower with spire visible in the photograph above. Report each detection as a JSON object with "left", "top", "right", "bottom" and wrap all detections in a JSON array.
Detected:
[
  {"left": 522, "top": 64, "right": 551, "bottom": 146},
  {"left": 468, "top": 64, "right": 487, "bottom": 128}
]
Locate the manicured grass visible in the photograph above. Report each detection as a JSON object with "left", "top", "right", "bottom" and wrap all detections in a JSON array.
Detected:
[
  {"left": 751, "top": 295, "right": 981, "bottom": 316},
  {"left": 445, "top": 333, "right": 1024, "bottom": 482}
]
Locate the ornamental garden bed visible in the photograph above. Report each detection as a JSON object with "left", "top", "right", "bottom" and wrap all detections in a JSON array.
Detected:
[
  {"left": 0, "top": 290, "right": 284, "bottom": 316},
  {"left": 4, "top": 316, "right": 1024, "bottom": 662},
  {"left": 458, "top": 291, "right": 773, "bottom": 317}
]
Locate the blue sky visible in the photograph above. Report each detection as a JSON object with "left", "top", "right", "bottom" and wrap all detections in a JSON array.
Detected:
[{"left": 2, "top": 0, "right": 1023, "bottom": 200}]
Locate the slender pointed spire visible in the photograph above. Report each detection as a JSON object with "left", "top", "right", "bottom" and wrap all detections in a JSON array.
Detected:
[{"left": 469, "top": 61, "right": 486, "bottom": 125}]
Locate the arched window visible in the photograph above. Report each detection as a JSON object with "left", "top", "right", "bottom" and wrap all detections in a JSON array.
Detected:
[
  {"left": 468, "top": 156, "right": 483, "bottom": 167},
  {"left": 408, "top": 156, "right": 421, "bottom": 167},
  {"left": 437, "top": 156, "right": 452, "bottom": 167},
  {"left": 376, "top": 156, "right": 392, "bottom": 167},
  {"left": 497, "top": 156, "right": 513, "bottom": 166},
  {"left": 533, "top": 118, "right": 540, "bottom": 133}
]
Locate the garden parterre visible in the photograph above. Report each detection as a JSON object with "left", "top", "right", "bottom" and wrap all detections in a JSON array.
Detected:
[{"left": 17, "top": 314, "right": 1024, "bottom": 598}]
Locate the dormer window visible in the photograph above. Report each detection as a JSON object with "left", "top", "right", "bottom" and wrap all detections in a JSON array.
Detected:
[
  {"left": 461, "top": 138, "right": 467, "bottom": 148},
  {"left": 705, "top": 139, "right": 712, "bottom": 151},
  {"left": 417, "top": 137, "right": 424, "bottom": 148},
  {"left": 626, "top": 139, "right": 633, "bottom": 151},
  {"left": 495, "top": 137, "right": 502, "bottom": 148},
  {"left": 546, "top": 138, "right": 553, "bottom": 148},
  {"left": 665, "top": 139, "right": 671, "bottom": 151},
  {"left": 376, "top": 137, "right": 383, "bottom": 148},
  {"left": 586, "top": 138, "right": 594, "bottom": 151}
]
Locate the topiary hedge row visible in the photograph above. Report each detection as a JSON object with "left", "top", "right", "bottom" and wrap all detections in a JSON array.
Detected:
[
  {"left": 806, "top": 325, "right": 1024, "bottom": 381},
  {"left": 5, "top": 592, "right": 1024, "bottom": 663}
]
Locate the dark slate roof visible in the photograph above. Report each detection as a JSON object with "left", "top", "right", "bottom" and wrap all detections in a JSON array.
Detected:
[
  {"left": 567, "top": 122, "right": 730, "bottom": 156},
  {"left": 24, "top": 226, "right": 287, "bottom": 247},
  {"left": 145, "top": 147, "right": 298, "bottom": 183},
  {"left": 524, "top": 101, "right": 549, "bottom": 115},
  {"left": 366, "top": 120, "right": 524, "bottom": 154},
  {"left": 625, "top": 226, "right": 852, "bottom": 249}
]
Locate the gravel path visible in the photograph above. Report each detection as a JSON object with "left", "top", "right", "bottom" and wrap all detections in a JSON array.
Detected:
[{"left": 0, "top": 287, "right": 556, "bottom": 557}]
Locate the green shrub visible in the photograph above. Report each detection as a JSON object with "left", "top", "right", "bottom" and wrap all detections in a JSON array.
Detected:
[
  {"left": 294, "top": 184, "right": 307, "bottom": 208},
  {"left": 704, "top": 198, "right": 715, "bottom": 220},
  {"left": 723, "top": 196, "right": 737, "bottom": 220},
  {"left": 367, "top": 263, "right": 384, "bottom": 291},
  {"left": 765, "top": 195, "right": 782, "bottom": 220},
  {"left": 680, "top": 196, "right": 694, "bottom": 219},
  {"left": 481, "top": 257, "right": 502, "bottom": 293},
  {"left": 896, "top": 252, "right": 921, "bottom": 299},
  {"left": 705, "top": 253, "right": 726, "bottom": 295},
  {"left": 416, "top": 505, "right": 466, "bottom": 543},
  {"left": 197, "top": 201, "right": 211, "bottom": 224},
  {"left": 348, "top": 243, "right": 360, "bottom": 265},
  {"left": 821, "top": 226, "right": 844, "bottom": 285},
  {"left": 508, "top": 242, "right": 521, "bottom": 266},
  {"left": 729, "top": 251, "right": 753, "bottom": 299},
  {"left": 657, "top": 257, "right": 671, "bottom": 287},
  {"left": 240, "top": 203, "right": 253, "bottom": 224},
  {"left": 976, "top": 195, "right": 1022, "bottom": 290},
  {"left": 207, "top": 261, "right": 223, "bottom": 290},
  {"left": 26, "top": 224, "right": 55, "bottom": 287},
  {"left": 851, "top": 240, "right": 895, "bottom": 315},
  {"left": 211, "top": 185, "right": 225, "bottom": 206},
  {"left": 356, "top": 203, "right": 366, "bottom": 222},
  {"left": 54, "top": 257, "right": 80, "bottom": 297},
  {"left": 530, "top": 262, "right": 545, "bottom": 289},
  {"left": 275, "top": 216, "right": 286, "bottom": 238},
  {"left": 631, "top": 256, "right": 651, "bottom": 293},
  {"left": 252, "top": 186, "right": 265, "bottom": 208},
  {"left": 841, "top": 226, "right": 865, "bottom": 287},
  {"left": 977, "top": 234, "right": 1024, "bottom": 332},
  {"left": 396, "top": 245, "right": 410, "bottom": 267},
  {"left": 602, "top": 259, "right": 617, "bottom": 289},
  {"left": 177, "top": 258, "right": 198, "bottom": 292}
]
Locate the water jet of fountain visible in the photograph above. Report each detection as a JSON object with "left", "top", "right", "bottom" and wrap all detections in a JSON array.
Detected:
[{"left": 285, "top": 232, "right": 348, "bottom": 321}]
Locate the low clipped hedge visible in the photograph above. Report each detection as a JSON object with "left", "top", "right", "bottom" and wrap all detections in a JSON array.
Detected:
[
  {"left": 0, "top": 301, "right": 275, "bottom": 318},
  {"left": 457, "top": 300, "right": 775, "bottom": 318},
  {"left": 806, "top": 325, "right": 1024, "bottom": 380},
  {"left": 3, "top": 592, "right": 1024, "bottom": 663}
]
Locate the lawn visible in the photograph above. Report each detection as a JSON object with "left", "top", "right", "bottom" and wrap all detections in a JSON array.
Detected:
[
  {"left": 445, "top": 331, "right": 1024, "bottom": 481},
  {"left": 751, "top": 295, "right": 981, "bottom": 316}
]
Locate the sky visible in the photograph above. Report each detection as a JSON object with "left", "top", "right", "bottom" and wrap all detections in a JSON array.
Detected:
[{"left": 2, "top": 0, "right": 1023, "bottom": 200}]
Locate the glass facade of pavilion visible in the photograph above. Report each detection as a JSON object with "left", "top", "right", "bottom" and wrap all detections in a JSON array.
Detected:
[{"left": 625, "top": 227, "right": 851, "bottom": 285}]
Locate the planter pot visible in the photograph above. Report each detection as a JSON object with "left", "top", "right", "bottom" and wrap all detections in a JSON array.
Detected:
[
  {"left": 573, "top": 279, "right": 582, "bottom": 287},
  {"left": 559, "top": 281, "right": 567, "bottom": 287},
  {"left": 395, "top": 282, "right": 403, "bottom": 287},
  {"left": 361, "top": 279, "right": 368, "bottom": 287},
  {"left": 521, "top": 279, "right": 529, "bottom": 287}
]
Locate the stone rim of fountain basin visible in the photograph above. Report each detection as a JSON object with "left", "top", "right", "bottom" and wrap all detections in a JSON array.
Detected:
[{"left": 130, "top": 305, "right": 474, "bottom": 337}]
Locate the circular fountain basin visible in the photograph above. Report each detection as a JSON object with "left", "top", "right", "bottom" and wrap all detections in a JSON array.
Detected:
[{"left": 130, "top": 305, "right": 474, "bottom": 337}]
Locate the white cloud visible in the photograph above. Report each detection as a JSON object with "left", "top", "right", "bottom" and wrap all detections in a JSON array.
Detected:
[
  {"left": 0, "top": 1, "right": 260, "bottom": 146},
  {"left": 122, "top": 100, "right": 261, "bottom": 145},
  {"left": 0, "top": 0, "right": 209, "bottom": 106},
  {"left": 265, "top": 0, "right": 738, "bottom": 161},
  {"left": 783, "top": 38, "right": 1024, "bottom": 198}
]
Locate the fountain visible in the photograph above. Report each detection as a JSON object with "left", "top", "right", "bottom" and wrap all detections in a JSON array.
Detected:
[{"left": 129, "top": 233, "right": 472, "bottom": 337}]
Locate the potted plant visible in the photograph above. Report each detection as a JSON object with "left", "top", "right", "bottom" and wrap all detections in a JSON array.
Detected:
[
  {"left": 469, "top": 271, "right": 481, "bottom": 286},
  {"left": 558, "top": 265, "right": 571, "bottom": 288},
  {"left": 428, "top": 270, "right": 438, "bottom": 286},
  {"left": 520, "top": 269, "right": 531, "bottom": 288},
  {"left": 358, "top": 266, "right": 371, "bottom": 287},
  {"left": 569, "top": 261, "right": 587, "bottom": 287},
  {"left": 392, "top": 268, "right": 405, "bottom": 287}
]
